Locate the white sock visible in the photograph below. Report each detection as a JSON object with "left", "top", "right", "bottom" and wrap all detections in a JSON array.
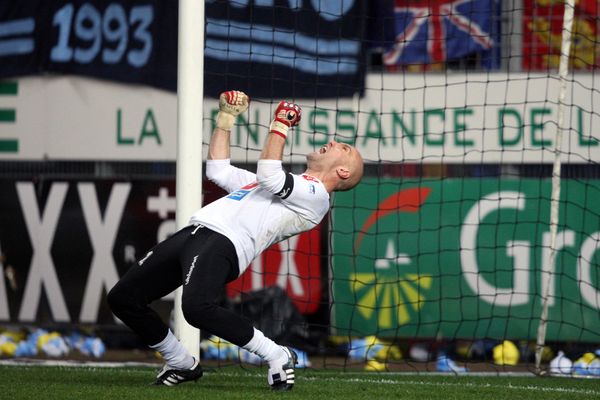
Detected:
[
  {"left": 242, "top": 328, "right": 288, "bottom": 367},
  {"left": 149, "top": 330, "right": 195, "bottom": 370}
]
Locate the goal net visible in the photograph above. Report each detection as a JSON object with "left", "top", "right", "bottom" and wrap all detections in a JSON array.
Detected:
[
  {"left": 214, "top": 0, "right": 600, "bottom": 373},
  {"left": 0, "top": 0, "right": 598, "bottom": 374}
]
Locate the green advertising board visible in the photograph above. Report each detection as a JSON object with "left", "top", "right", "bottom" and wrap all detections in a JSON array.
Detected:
[{"left": 332, "top": 178, "right": 600, "bottom": 342}]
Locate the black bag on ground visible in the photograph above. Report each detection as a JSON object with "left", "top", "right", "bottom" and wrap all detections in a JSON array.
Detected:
[{"left": 234, "top": 286, "right": 309, "bottom": 348}]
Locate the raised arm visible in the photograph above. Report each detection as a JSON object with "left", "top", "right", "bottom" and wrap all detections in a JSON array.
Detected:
[
  {"left": 257, "top": 101, "right": 302, "bottom": 194},
  {"left": 209, "top": 91, "right": 250, "bottom": 160},
  {"left": 207, "top": 91, "right": 255, "bottom": 191},
  {"left": 208, "top": 127, "right": 232, "bottom": 160},
  {"left": 257, "top": 101, "right": 328, "bottom": 222}
]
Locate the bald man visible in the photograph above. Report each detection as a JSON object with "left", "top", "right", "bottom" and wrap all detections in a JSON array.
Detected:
[{"left": 108, "top": 91, "right": 363, "bottom": 391}]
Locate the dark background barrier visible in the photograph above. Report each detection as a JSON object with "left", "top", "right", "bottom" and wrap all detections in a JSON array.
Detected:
[{"left": 0, "top": 175, "right": 326, "bottom": 329}]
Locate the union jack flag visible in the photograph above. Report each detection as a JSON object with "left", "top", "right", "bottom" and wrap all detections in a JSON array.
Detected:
[{"left": 383, "top": 0, "right": 499, "bottom": 66}]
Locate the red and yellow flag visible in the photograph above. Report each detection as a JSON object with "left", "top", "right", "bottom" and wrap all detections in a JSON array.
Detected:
[{"left": 523, "top": 0, "right": 599, "bottom": 70}]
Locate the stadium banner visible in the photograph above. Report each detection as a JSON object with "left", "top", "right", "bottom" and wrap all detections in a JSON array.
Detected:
[
  {"left": 332, "top": 178, "right": 600, "bottom": 341},
  {"left": 1, "top": 73, "right": 599, "bottom": 162},
  {"left": 203, "top": 0, "right": 366, "bottom": 98},
  {"left": 0, "top": 0, "right": 177, "bottom": 91},
  {"left": 523, "top": 0, "right": 599, "bottom": 70},
  {"left": 0, "top": 178, "right": 322, "bottom": 325},
  {"left": 0, "top": 0, "right": 365, "bottom": 98}
]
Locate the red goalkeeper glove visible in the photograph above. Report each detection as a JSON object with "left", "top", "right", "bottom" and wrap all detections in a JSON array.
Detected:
[
  {"left": 269, "top": 101, "right": 302, "bottom": 139},
  {"left": 216, "top": 90, "right": 250, "bottom": 130}
]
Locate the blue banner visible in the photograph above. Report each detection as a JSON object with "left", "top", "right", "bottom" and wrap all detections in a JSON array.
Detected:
[
  {"left": 0, "top": 0, "right": 366, "bottom": 98},
  {"left": 204, "top": 0, "right": 366, "bottom": 98}
]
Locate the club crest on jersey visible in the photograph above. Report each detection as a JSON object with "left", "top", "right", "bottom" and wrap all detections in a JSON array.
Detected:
[
  {"left": 227, "top": 182, "right": 258, "bottom": 201},
  {"left": 309, "top": 184, "right": 316, "bottom": 194}
]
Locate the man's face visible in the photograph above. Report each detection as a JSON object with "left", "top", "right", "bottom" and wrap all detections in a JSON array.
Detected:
[{"left": 307, "top": 140, "right": 358, "bottom": 170}]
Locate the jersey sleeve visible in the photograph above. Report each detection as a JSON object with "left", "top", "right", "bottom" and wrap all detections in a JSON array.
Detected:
[
  {"left": 279, "top": 174, "right": 330, "bottom": 223},
  {"left": 256, "top": 160, "right": 330, "bottom": 223},
  {"left": 206, "top": 159, "right": 256, "bottom": 193}
]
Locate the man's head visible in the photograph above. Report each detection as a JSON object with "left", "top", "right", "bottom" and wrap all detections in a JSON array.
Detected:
[{"left": 306, "top": 140, "right": 364, "bottom": 192}]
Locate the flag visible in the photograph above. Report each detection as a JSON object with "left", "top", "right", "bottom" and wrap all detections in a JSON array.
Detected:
[
  {"left": 383, "top": 0, "right": 499, "bottom": 66},
  {"left": 523, "top": 0, "right": 599, "bottom": 70}
]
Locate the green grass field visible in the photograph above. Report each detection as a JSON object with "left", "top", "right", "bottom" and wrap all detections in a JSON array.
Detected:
[{"left": 1, "top": 364, "right": 599, "bottom": 400}]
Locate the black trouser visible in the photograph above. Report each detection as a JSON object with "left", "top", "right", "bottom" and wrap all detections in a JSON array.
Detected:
[{"left": 107, "top": 225, "right": 254, "bottom": 347}]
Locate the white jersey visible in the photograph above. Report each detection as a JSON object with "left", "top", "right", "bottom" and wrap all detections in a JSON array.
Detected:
[{"left": 189, "top": 159, "right": 330, "bottom": 275}]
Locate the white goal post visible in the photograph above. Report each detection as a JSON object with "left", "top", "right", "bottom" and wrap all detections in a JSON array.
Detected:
[
  {"left": 174, "top": 0, "right": 205, "bottom": 358},
  {"left": 535, "top": 0, "right": 576, "bottom": 373}
]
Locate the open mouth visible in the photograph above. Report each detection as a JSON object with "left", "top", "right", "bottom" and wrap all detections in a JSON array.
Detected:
[{"left": 319, "top": 145, "right": 327, "bottom": 154}]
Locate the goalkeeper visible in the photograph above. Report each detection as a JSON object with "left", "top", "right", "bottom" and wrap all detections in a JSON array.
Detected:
[{"left": 107, "top": 90, "right": 363, "bottom": 391}]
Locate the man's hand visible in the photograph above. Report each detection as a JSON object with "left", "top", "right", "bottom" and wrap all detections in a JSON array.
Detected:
[
  {"left": 216, "top": 90, "right": 250, "bottom": 131},
  {"left": 269, "top": 101, "right": 302, "bottom": 139}
]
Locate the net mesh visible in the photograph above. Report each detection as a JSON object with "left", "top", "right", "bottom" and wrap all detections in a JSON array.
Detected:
[
  {"left": 216, "top": 0, "right": 600, "bottom": 372},
  {"left": 1, "top": 0, "right": 599, "bottom": 374}
]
